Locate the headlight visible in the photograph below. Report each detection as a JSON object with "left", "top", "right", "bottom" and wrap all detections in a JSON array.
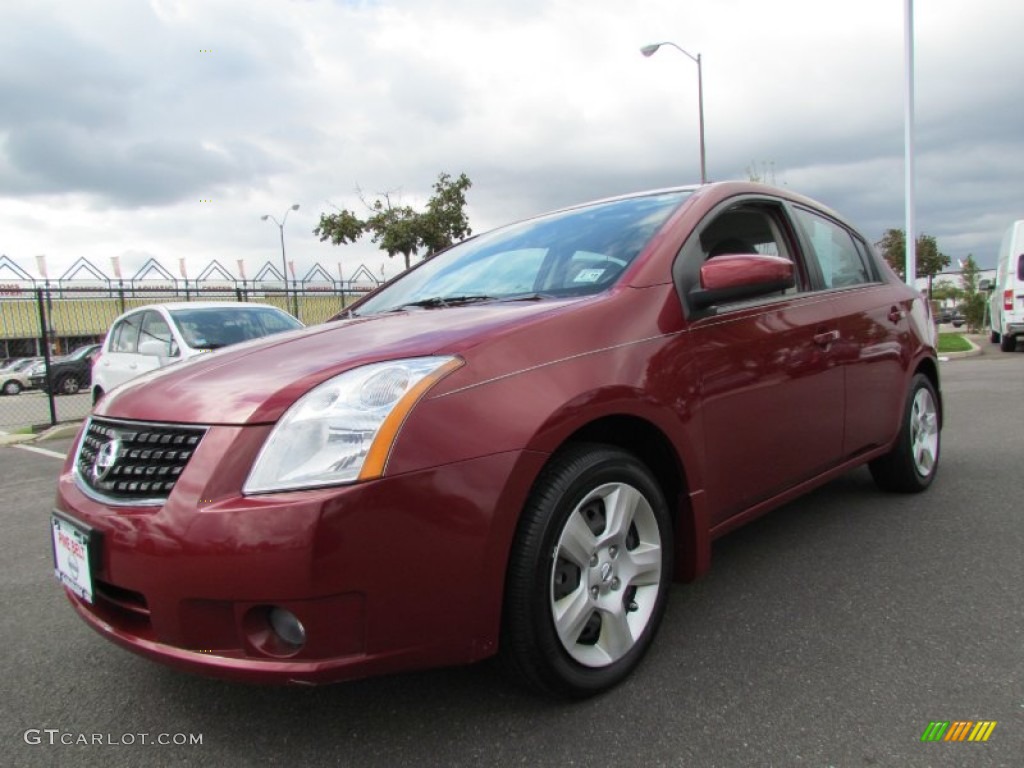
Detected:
[{"left": 243, "top": 356, "right": 462, "bottom": 494}]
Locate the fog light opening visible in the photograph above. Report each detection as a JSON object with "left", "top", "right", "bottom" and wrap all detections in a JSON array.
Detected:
[{"left": 268, "top": 607, "right": 306, "bottom": 650}]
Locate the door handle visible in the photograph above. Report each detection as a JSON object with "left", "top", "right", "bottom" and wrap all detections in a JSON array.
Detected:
[
  {"left": 813, "top": 330, "right": 840, "bottom": 347},
  {"left": 888, "top": 307, "right": 905, "bottom": 323}
]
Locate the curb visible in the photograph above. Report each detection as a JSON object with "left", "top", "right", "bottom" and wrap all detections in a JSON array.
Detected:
[
  {"left": 0, "top": 421, "right": 82, "bottom": 446},
  {"left": 940, "top": 334, "right": 983, "bottom": 360}
]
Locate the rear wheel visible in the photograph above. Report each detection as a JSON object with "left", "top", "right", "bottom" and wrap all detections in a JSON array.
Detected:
[
  {"left": 502, "top": 444, "right": 673, "bottom": 698},
  {"left": 869, "top": 373, "right": 940, "bottom": 493},
  {"left": 2, "top": 380, "right": 21, "bottom": 396},
  {"left": 1000, "top": 334, "right": 1017, "bottom": 352},
  {"left": 57, "top": 375, "right": 82, "bottom": 395}
]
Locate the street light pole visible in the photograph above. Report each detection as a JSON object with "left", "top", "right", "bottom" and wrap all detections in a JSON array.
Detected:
[
  {"left": 641, "top": 41, "right": 707, "bottom": 184},
  {"left": 261, "top": 203, "right": 300, "bottom": 316}
]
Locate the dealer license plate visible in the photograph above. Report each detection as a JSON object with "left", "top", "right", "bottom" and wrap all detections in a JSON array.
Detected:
[{"left": 52, "top": 514, "right": 94, "bottom": 603}]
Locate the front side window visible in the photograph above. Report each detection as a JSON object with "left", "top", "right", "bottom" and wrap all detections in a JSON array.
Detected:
[
  {"left": 690, "top": 204, "right": 804, "bottom": 298},
  {"left": 352, "top": 191, "right": 691, "bottom": 316},
  {"left": 111, "top": 314, "right": 143, "bottom": 353},
  {"left": 794, "top": 208, "right": 874, "bottom": 289},
  {"left": 140, "top": 311, "right": 176, "bottom": 356}
]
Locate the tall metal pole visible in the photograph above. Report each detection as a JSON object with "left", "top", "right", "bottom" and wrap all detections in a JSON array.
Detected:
[
  {"left": 261, "top": 204, "right": 300, "bottom": 316},
  {"left": 696, "top": 53, "right": 706, "bottom": 184},
  {"left": 277, "top": 222, "right": 289, "bottom": 313},
  {"left": 641, "top": 42, "right": 707, "bottom": 184},
  {"left": 904, "top": 0, "right": 917, "bottom": 288}
]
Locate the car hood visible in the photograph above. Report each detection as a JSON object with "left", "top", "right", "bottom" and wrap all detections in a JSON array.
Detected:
[{"left": 96, "top": 299, "right": 582, "bottom": 425}]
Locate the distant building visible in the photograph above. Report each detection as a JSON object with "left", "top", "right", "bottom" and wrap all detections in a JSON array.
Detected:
[{"left": 914, "top": 268, "right": 996, "bottom": 303}]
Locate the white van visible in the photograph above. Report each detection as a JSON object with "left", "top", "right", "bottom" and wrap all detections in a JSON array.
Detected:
[{"left": 989, "top": 220, "right": 1024, "bottom": 352}]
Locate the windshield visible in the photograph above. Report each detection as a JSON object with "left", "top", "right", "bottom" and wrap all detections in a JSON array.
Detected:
[
  {"left": 352, "top": 191, "right": 690, "bottom": 316},
  {"left": 170, "top": 306, "right": 303, "bottom": 349}
]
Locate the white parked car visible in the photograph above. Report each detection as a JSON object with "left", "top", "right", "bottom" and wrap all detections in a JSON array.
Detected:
[
  {"left": 92, "top": 302, "right": 304, "bottom": 403},
  {"left": 1, "top": 358, "right": 40, "bottom": 395},
  {"left": 989, "top": 220, "right": 1024, "bottom": 352}
]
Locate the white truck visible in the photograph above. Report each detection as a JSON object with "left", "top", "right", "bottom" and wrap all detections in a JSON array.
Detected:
[{"left": 989, "top": 220, "right": 1024, "bottom": 352}]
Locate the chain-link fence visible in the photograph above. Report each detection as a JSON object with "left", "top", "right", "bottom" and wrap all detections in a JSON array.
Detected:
[{"left": 0, "top": 286, "right": 356, "bottom": 434}]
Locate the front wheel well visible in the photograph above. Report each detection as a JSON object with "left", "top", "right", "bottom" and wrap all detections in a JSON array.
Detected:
[{"left": 559, "top": 415, "right": 698, "bottom": 582}]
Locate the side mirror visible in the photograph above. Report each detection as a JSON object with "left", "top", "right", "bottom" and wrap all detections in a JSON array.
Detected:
[
  {"left": 978, "top": 279, "right": 992, "bottom": 292},
  {"left": 690, "top": 254, "right": 795, "bottom": 310},
  {"left": 138, "top": 338, "right": 176, "bottom": 358}
]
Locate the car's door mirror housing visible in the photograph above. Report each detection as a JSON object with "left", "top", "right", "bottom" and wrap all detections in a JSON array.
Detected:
[
  {"left": 138, "top": 338, "right": 177, "bottom": 358},
  {"left": 690, "top": 254, "right": 795, "bottom": 310},
  {"left": 978, "top": 278, "right": 992, "bottom": 292}
]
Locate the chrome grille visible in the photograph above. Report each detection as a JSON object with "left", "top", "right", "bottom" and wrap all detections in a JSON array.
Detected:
[{"left": 75, "top": 417, "right": 207, "bottom": 505}]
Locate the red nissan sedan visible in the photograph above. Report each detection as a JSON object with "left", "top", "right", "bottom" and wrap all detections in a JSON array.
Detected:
[{"left": 52, "top": 182, "right": 941, "bottom": 697}]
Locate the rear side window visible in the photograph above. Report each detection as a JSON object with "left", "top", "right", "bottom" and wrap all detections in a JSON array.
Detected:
[
  {"left": 1018, "top": 253, "right": 1024, "bottom": 280},
  {"left": 794, "top": 208, "right": 875, "bottom": 289}
]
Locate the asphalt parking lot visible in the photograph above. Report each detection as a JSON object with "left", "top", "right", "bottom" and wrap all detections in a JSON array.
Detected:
[{"left": 2, "top": 344, "right": 1022, "bottom": 767}]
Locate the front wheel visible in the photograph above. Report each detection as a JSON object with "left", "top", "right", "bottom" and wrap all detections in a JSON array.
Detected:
[
  {"left": 501, "top": 444, "right": 673, "bottom": 698},
  {"left": 869, "top": 373, "right": 940, "bottom": 493}
]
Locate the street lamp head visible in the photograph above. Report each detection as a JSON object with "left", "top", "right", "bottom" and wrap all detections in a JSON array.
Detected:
[
  {"left": 290, "top": 204, "right": 300, "bottom": 211},
  {"left": 260, "top": 215, "right": 270, "bottom": 221},
  {"left": 640, "top": 43, "right": 661, "bottom": 57}
]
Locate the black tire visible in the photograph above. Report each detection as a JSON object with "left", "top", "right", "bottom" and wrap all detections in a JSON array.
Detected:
[
  {"left": 57, "top": 375, "right": 82, "bottom": 395},
  {"left": 1000, "top": 334, "right": 1017, "bottom": 353},
  {"left": 2, "top": 380, "right": 22, "bottom": 396},
  {"left": 501, "top": 443, "right": 673, "bottom": 698},
  {"left": 92, "top": 387, "right": 104, "bottom": 405},
  {"left": 869, "top": 373, "right": 940, "bottom": 493},
  {"left": 990, "top": 329, "right": 1001, "bottom": 343}
]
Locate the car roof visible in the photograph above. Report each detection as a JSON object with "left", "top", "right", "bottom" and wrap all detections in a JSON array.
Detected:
[
  {"left": 111, "top": 301, "right": 295, "bottom": 322},
  {"left": 513, "top": 181, "right": 857, "bottom": 236},
  {"left": 122, "top": 301, "right": 286, "bottom": 312}
]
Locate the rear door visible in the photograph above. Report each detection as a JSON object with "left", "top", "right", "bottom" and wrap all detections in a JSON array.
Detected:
[{"left": 790, "top": 207, "right": 908, "bottom": 457}]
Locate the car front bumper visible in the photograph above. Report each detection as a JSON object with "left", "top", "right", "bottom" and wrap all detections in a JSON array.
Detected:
[{"left": 55, "top": 424, "right": 546, "bottom": 685}]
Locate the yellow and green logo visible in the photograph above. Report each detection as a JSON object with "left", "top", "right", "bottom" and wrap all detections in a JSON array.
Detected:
[{"left": 921, "top": 721, "right": 997, "bottom": 742}]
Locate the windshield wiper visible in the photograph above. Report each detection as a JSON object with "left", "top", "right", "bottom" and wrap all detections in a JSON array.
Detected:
[
  {"left": 497, "top": 292, "right": 555, "bottom": 302},
  {"left": 393, "top": 295, "right": 495, "bottom": 311}
]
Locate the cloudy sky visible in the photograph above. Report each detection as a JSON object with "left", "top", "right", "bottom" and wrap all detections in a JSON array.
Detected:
[{"left": 2, "top": 0, "right": 1022, "bottom": 285}]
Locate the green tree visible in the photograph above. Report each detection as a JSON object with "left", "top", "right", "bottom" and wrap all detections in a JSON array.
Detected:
[
  {"left": 930, "top": 282, "right": 962, "bottom": 305},
  {"left": 364, "top": 196, "right": 421, "bottom": 270},
  {"left": 313, "top": 207, "right": 363, "bottom": 246},
  {"left": 314, "top": 172, "right": 473, "bottom": 271},
  {"left": 876, "top": 228, "right": 951, "bottom": 295},
  {"left": 419, "top": 172, "right": 473, "bottom": 256},
  {"left": 958, "top": 254, "right": 986, "bottom": 332}
]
